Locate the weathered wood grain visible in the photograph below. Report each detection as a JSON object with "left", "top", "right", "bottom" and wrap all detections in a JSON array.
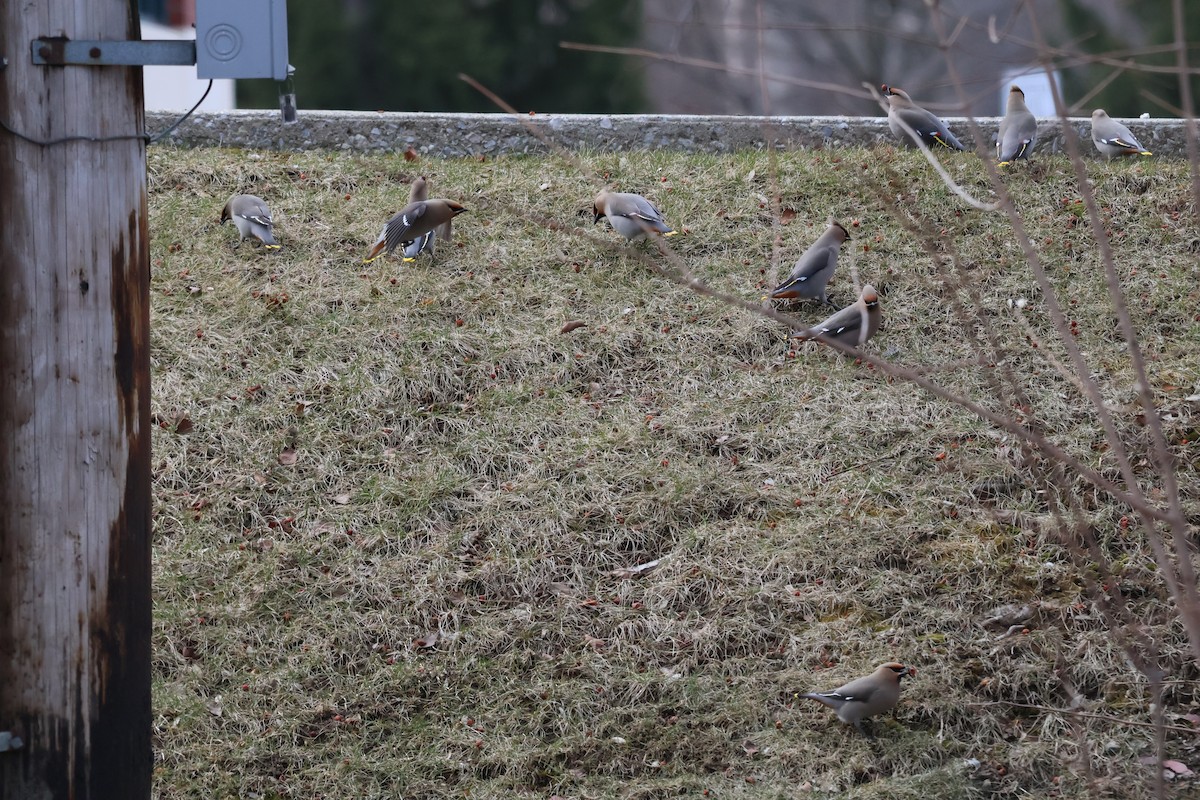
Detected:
[{"left": 0, "top": 1, "right": 151, "bottom": 797}]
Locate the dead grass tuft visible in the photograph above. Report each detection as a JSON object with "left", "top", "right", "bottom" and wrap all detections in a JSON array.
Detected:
[{"left": 150, "top": 145, "right": 1199, "bottom": 799}]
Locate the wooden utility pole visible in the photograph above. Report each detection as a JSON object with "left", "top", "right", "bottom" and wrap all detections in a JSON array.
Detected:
[{"left": 0, "top": 0, "right": 152, "bottom": 796}]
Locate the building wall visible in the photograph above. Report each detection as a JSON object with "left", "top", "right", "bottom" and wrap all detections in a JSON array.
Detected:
[{"left": 141, "top": 18, "right": 236, "bottom": 112}]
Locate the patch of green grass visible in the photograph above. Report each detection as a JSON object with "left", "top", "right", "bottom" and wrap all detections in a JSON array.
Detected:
[{"left": 149, "top": 145, "right": 1199, "bottom": 799}]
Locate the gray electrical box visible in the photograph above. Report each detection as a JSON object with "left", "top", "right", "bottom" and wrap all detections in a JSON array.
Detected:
[{"left": 196, "top": 0, "right": 289, "bottom": 81}]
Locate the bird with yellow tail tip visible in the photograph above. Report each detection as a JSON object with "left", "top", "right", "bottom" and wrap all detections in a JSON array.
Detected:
[
  {"left": 798, "top": 662, "right": 916, "bottom": 738},
  {"left": 1091, "top": 109, "right": 1152, "bottom": 159},
  {"left": 997, "top": 85, "right": 1037, "bottom": 166},
  {"left": 592, "top": 190, "right": 678, "bottom": 241},
  {"left": 768, "top": 220, "right": 849, "bottom": 306},
  {"left": 221, "top": 194, "right": 281, "bottom": 250},
  {"left": 881, "top": 85, "right": 965, "bottom": 151}
]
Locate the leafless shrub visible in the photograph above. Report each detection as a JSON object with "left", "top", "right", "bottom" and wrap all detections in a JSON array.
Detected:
[{"left": 550, "top": 2, "right": 1200, "bottom": 796}]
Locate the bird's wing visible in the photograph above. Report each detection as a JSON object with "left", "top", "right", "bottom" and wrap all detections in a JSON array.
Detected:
[
  {"left": 776, "top": 246, "right": 836, "bottom": 292},
  {"left": 798, "top": 304, "right": 865, "bottom": 341},
  {"left": 998, "top": 126, "right": 1034, "bottom": 162},
  {"left": 622, "top": 194, "right": 666, "bottom": 223},
  {"left": 1097, "top": 135, "right": 1144, "bottom": 153},
  {"left": 383, "top": 203, "right": 430, "bottom": 253},
  {"left": 246, "top": 200, "right": 272, "bottom": 226},
  {"left": 808, "top": 686, "right": 877, "bottom": 705},
  {"left": 897, "top": 108, "right": 963, "bottom": 150}
]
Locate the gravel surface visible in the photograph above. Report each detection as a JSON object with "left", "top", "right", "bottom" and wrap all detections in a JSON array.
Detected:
[{"left": 146, "top": 110, "right": 1189, "bottom": 157}]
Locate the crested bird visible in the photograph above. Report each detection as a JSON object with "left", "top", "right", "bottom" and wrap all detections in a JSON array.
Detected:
[
  {"left": 997, "top": 85, "right": 1037, "bottom": 165},
  {"left": 221, "top": 194, "right": 280, "bottom": 250},
  {"left": 1091, "top": 109, "right": 1152, "bottom": 159},
  {"left": 769, "top": 221, "right": 850, "bottom": 305},
  {"left": 799, "top": 662, "right": 915, "bottom": 737},
  {"left": 791, "top": 284, "right": 882, "bottom": 348},
  {"left": 881, "top": 85, "right": 965, "bottom": 151},
  {"left": 363, "top": 198, "right": 467, "bottom": 264},
  {"left": 592, "top": 190, "right": 677, "bottom": 241}
]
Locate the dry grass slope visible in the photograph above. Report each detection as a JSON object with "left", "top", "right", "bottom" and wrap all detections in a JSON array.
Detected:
[{"left": 148, "top": 145, "right": 1199, "bottom": 799}]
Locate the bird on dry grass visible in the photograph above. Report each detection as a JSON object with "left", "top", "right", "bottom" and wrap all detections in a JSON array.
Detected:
[
  {"left": 791, "top": 284, "right": 882, "bottom": 348},
  {"left": 592, "top": 190, "right": 678, "bottom": 241},
  {"left": 1091, "top": 109, "right": 1152, "bottom": 159},
  {"left": 769, "top": 220, "right": 850, "bottom": 305},
  {"left": 221, "top": 194, "right": 280, "bottom": 250},
  {"left": 363, "top": 196, "right": 467, "bottom": 264},
  {"left": 799, "top": 662, "right": 915, "bottom": 738},
  {"left": 882, "top": 85, "right": 965, "bottom": 151},
  {"left": 997, "top": 85, "right": 1037, "bottom": 166},
  {"left": 392, "top": 175, "right": 440, "bottom": 261}
]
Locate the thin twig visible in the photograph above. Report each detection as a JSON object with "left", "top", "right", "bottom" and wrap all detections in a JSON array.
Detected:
[
  {"left": 823, "top": 452, "right": 901, "bottom": 482},
  {"left": 560, "top": 41, "right": 875, "bottom": 102}
]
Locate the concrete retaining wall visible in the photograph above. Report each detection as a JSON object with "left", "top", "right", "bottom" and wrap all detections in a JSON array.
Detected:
[{"left": 146, "top": 110, "right": 1193, "bottom": 158}]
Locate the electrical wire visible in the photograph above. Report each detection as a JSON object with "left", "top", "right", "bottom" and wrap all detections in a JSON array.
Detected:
[
  {"left": 0, "top": 79, "right": 213, "bottom": 147},
  {"left": 147, "top": 79, "right": 213, "bottom": 143}
]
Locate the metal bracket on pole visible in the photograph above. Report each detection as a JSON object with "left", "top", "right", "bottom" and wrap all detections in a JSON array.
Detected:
[{"left": 32, "top": 39, "right": 197, "bottom": 67}]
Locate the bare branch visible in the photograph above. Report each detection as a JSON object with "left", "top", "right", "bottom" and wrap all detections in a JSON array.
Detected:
[{"left": 560, "top": 41, "right": 874, "bottom": 102}]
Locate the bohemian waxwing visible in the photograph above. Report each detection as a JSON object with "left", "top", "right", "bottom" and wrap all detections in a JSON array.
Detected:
[
  {"left": 221, "top": 194, "right": 280, "bottom": 249},
  {"left": 791, "top": 284, "right": 882, "bottom": 348},
  {"left": 362, "top": 198, "right": 468, "bottom": 263},
  {"left": 770, "top": 221, "right": 849, "bottom": 305},
  {"left": 592, "top": 190, "right": 677, "bottom": 241},
  {"left": 881, "top": 85, "right": 965, "bottom": 151},
  {"left": 799, "top": 662, "right": 915, "bottom": 737},
  {"left": 1091, "top": 109, "right": 1152, "bottom": 159},
  {"left": 997, "top": 85, "right": 1037, "bottom": 165}
]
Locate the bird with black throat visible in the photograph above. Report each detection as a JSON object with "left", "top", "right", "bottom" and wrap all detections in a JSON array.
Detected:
[
  {"left": 1091, "top": 109, "right": 1152, "bottom": 160},
  {"left": 791, "top": 284, "right": 882, "bottom": 350},
  {"left": 768, "top": 220, "right": 850, "bottom": 306},
  {"left": 799, "top": 662, "right": 916, "bottom": 738},
  {"left": 881, "top": 85, "right": 965, "bottom": 151}
]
